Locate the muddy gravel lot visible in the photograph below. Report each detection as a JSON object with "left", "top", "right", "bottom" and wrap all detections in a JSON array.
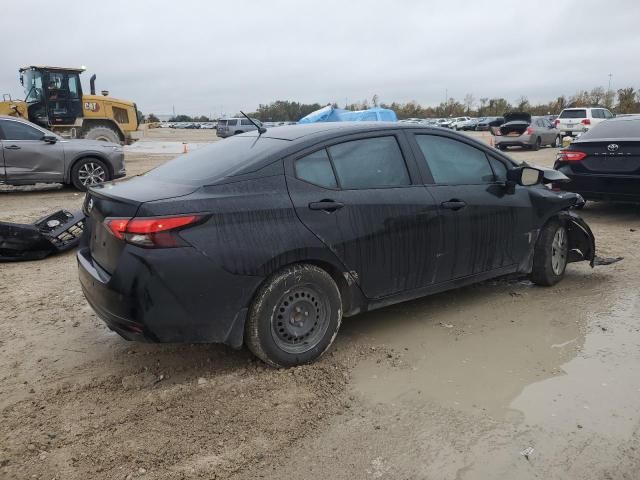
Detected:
[{"left": 1, "top": 129, "right": 639, "bottom": 479}]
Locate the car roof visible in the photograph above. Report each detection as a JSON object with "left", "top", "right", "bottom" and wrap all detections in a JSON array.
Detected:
[{"left": 242, "top": 121, "right": 451, "bottom": 142}]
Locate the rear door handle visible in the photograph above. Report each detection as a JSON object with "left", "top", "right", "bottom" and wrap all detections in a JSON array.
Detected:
[
  {"left": 4, "top": 145, "right": 21, "bottom": 150},
  {"left": 309, "top": 200, "right": 344, "bottom": 212},
  {"left": 441, "top": 199, "right": 467, "bottom": 211}
]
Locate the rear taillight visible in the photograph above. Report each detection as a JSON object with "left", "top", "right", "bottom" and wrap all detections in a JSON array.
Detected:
[
  {"left": 554, "top": 119, "right": 560, "bottom": 126},
  {"left": 581, "top": 119, "right": 591, "bottom": 125},
  {"left": 526, "top": 126, "right": 534, "bottom": 135},
  {"left": 557, "top": 150, "right": 587, "bottom": 162},
  {"left": 104, "top": 215, "right": 203, "bottom": 248}
]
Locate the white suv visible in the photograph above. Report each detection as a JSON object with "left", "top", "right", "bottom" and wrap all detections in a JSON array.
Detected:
[{"left": 555, "top": 107, "right": 614, "bottom": 136}]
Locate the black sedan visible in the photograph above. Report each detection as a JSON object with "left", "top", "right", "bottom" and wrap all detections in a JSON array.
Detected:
[
  {"left": 78, "top": 123, "right": 595, "bottom": 367},
  {"left": 554, "top": 116, "right": 640, "bottom": 203}
]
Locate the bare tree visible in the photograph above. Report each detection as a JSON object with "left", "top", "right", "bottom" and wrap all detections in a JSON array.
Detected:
[
  {"left": 479, "top": 97, "right": 489, "bottom": 115},
  {"left": 463, "top": 93, "right": 475, "bottom": 115},
  {"left": 590, "top": 87, "right": 605, "bottom": 105}
]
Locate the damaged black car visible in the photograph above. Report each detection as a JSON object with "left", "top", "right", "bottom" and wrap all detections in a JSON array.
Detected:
[{"left": 78, "top": 123, "right": 595, "bottom": 367}]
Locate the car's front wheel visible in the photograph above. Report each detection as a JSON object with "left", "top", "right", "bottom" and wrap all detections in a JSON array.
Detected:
[
  {"left": 70, "top": 157, "right": 111, "bottom": 191},
  {"left": 245, "top": 264, "right": 342, "bottom": 368},
  {"left": 530, "top": 219, "right": 568, "bottom": 286}
]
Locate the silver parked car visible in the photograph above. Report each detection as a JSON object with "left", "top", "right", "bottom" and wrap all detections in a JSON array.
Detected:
[
  {"left": 0, "top": 115, "right": 125, "bottom": 191},
  {"left": 216, "top": 117, "right": 263, "bottom": 138},
  {"left": 495, "top": 112, "right": 561, "bottom": 151}
]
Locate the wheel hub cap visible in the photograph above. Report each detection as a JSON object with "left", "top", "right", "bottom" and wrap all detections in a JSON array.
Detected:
[
  {"left": 78, "top": 162, "right": 106, "bottom": 186},
  {"left": 551, "top": 227, "right": 568, "bottom": 275},
  {"left": 271, "top": 287, "right": 330, "bottom": 354}
]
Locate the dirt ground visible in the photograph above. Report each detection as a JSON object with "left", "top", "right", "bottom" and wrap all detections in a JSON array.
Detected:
[{"left": 1, "top": 128, "right": 639, "bottom": 479}]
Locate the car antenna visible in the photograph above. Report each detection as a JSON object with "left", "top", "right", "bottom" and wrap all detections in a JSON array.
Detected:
[{"left": 240, "top": 111, "right": 267, "bottom": 135}]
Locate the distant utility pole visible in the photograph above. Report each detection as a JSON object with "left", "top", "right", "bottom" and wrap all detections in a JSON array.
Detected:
[
  {"left": 445, "top": 88, "right": 448, "bottom": 115},
  {"left": 608, "top": 73, "right": 613, "bottom": 92},
  {"left": 172, "top": 105, "right": 176, "bottom": 118}
]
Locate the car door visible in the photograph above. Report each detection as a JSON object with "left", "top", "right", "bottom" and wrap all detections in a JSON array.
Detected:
[
  {"left": 286, "top": 132, "right": 441, "bottom": 299},
  {"left": 0, "top": 119, "right": 65, "bottom": 183},
  {"left": 409, "top": 132, "right": 534, "bottom": 282}
]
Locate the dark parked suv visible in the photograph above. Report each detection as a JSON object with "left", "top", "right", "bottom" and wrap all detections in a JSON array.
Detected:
[{"left": 79, "top": 123, "right": 595, "bottom": 367}]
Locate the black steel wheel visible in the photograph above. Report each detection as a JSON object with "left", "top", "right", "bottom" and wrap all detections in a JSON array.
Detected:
[{"left": 245, "top": 264, "right": 342, "bottom": 368}]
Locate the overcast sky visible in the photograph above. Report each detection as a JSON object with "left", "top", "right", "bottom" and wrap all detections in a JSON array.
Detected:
[{"left": 3, "top": 0, "right": 639, "bottom": 117}]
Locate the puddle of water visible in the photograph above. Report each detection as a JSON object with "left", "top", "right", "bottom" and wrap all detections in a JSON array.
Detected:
[{"left": 349, "top": 270, "right": 636, "bottom": 434}]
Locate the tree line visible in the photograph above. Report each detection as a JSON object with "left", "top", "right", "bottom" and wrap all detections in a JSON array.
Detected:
[{"left": 143, "top": 86, "right": 640, "bottom": 123}]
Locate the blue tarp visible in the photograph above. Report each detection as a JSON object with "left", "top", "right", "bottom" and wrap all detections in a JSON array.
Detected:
[{"left": 298, "top": 106, "right": 397, "bottom": 123}]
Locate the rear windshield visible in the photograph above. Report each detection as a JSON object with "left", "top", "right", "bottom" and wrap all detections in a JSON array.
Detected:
[
  {"left": 559, "top": 109, "right": 587, "bottom": 119},
  {"left": 145, "top": 136, "right": 287, "bottom": 185},
  {"left": 579, "top": 119, "right": 640, "bottom": 140}
]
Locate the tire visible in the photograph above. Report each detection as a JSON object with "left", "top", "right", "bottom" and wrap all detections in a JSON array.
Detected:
[
  {"left": 530, "top": 137, "right": 541, "bottom": 151},
  {"left": 70, "top": 157, "right": 110, "bottom": 191},
  {"left": 234, "top": 130, "right": 243, "bottom": 135},
  {"left": 497, "top": 144, "right": 507, "bottom": 151},
  {"left": 245, "top": 264, "right": 342, "bottom": 368},
  {"left": 552, "top": 135, "right": 561, "bottom": 148},
  {"left": 82, "top": 125, "right": 121, "bottom": 143},
  {"left": 530, "top": 219, "right": 568, "bottom": 286}
]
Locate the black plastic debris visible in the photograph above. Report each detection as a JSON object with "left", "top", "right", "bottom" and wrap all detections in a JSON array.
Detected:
[
  {"left": 593, "top": 256, "right": 623, "bottom": 266},
  {"left": 0, "top": 210, "right": 85, "bottom": 262}
]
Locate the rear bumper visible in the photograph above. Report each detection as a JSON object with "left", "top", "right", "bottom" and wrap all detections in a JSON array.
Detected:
[
  {"left": 77, "top": 245, "right": 263, "bottom": 347},
  {"left": 495, "top": 135, "right": 533, "bottom": 147},
  {"left": 554, "top": 168, "right": 640, "bottom": 202}
]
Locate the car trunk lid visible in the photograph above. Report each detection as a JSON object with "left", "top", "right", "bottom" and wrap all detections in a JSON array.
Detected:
[
  {"left": 569, "top": 140, "right": 640, "bottom": 175},
  {"left": 85, "top": 177, "right": 200, "bottom": 273}
]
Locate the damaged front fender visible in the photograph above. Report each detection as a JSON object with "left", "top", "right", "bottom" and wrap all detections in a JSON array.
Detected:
[
  {"left": 557, "top": 210, "right": 596, "bottom": 267},
  {"left": 0, "top": 210, "right": 85, "bottom": 262}
]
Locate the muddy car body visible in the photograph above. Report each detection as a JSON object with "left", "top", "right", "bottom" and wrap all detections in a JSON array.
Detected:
[
  {"left": 495, "top": 112, "right": 561, "bottom": 150},
  {"left": 78, "top": 122, "right": 595, "bottom": 367}
]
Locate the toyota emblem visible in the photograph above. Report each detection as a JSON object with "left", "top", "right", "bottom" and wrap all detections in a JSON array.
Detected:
[{"left": 607, "top": 143, "right": 619, "bottom": 152}]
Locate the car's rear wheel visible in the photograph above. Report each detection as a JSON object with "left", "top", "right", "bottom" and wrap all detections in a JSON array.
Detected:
[
  {"left": 497, "top": 144, "right": 507, "bottom": 151},
  {"left": 553, "top": 135, "right": 561, "bottom": 148},
  {"left": 530, "top": 219, "right": 568, "bottom": 286},
  {"left": 530, "top": 137, "right": 541, "bottom": 151},
  {"left": 71, "top": 158, "right": 110, "bottom": 191},
  {"left": 245, "top": 264, "right": 342, "bottom": 368}
]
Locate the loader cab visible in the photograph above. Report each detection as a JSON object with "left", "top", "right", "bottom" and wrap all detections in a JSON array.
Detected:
[{"left": 20, "top": 66, "right": 84, "bottom": 128}]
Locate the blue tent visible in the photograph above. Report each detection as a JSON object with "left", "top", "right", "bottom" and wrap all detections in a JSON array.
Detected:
[{"left": 299, "top": 106, "right": 397, "bottom": 123}]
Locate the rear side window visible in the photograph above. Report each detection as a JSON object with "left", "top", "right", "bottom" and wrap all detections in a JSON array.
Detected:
[
  {"left": 328, "top": 136, "right": 410, "bottom": 189},
  {"left": 241, "top": 119, "right": 253, "bottom": 125},
  {"left": 559, "top": 109, "right": 587, "bottom": 119},
  {"left": 415, "top": 135, "right": 494, "bottom": 185},
  {"left": 227, "top": 119, "right": 238, "bottom": 126},
  {"left": 295, "top": 150, "right": 337, "bottom": 188},
  {"left": 0, "top": 120, "right": 44, "bottom": 140}
]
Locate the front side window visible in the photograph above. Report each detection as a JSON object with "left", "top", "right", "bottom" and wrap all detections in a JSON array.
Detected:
[
  {"left": 327, "top": 136, "right": 410, "bottom": 189},
  {"left": 415, "top": 135, "right": 494, "bottom": 185},
  {"left": 295, "top": 149, "right": 337, "bottom": 188},
  {"left": 0, "top": 120, "right": 44, "bottom": 140},
  {"left": 68, "top": 74, "right": 81, "bottom": 99}
]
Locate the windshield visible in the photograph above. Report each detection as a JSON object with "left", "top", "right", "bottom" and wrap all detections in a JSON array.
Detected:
[
  {"left": 22, "top": 69, "right": 44, "bottom": 103},
  {"left": 559, "top": 109, "right": 587, "bottom": 119}
]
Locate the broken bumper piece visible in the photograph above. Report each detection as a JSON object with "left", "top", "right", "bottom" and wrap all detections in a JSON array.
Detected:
[{"left": 0, "top": 210, "right": 85, "bottom": 262}]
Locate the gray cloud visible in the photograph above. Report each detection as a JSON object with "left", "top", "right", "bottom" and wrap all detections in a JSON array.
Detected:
[{"left": 3, "top": 0, "right": 638, "bottom": 116}]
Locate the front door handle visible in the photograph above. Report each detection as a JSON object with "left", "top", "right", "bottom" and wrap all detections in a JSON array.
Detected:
[
  {"left": 4, "top": 145, "right": 21, "bottom": 150},
  {"left": 309, "top": 200, "right": 344, "bottom": 212},
  {"left": 441, "top": 199, "right": 467, "bottom": 211}
]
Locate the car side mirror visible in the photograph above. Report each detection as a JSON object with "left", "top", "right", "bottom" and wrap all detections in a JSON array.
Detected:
[
  {"left": 42, "top": 135, "right": 57, "bottom": 143},
  {"left": 508, "top": 166, "right": 543, "bottom": 187}
]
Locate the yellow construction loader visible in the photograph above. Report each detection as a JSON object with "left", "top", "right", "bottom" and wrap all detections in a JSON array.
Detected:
[{"left": 0, "top": 66, "right": 139, "bottom": 143}]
